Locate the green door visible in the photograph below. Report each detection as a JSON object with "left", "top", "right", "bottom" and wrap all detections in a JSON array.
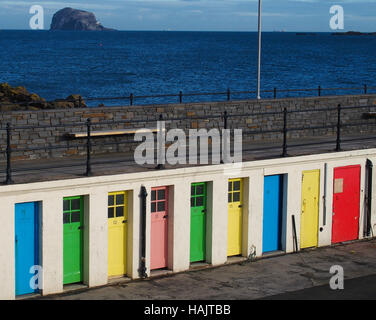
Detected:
[
  {"left": 63, "top": 196, "right": 84, "bottom": 285},
  {"left": 190, "top": 183, "right": 207, "bottom": 263}
]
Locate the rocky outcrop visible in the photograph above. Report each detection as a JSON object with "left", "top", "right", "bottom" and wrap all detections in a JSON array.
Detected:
[
  {"left": 50, "top": 7, "right": 115, "bottom": 31},
  {"left": 332, "top": 31, "right": 376, "bottom": 36},
  {"left": 0, "top": 83, "right": 86, "bottom": 111}
]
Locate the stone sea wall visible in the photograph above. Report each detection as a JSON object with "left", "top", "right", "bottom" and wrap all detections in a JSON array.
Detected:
[{"left": 0, "top": 94, "right": 375, "bottom": 161}]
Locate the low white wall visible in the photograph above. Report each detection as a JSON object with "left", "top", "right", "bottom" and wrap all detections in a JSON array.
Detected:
[{"left": 1, "top": 148, "right": 376, "bottom": 299}]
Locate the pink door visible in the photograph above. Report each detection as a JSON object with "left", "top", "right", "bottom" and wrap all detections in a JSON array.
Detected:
[{"left": 150, "top": 186, "right": 168, "bottom": 270}]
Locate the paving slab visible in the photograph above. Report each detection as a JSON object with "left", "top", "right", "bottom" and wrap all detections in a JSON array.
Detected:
[{"left": 35, "top": 239, "right": 376, "bottom": 300}]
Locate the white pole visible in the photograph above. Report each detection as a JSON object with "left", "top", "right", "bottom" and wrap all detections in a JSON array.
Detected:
[{"left": 257, "top": 0, "right": 262, "bottom": 100}]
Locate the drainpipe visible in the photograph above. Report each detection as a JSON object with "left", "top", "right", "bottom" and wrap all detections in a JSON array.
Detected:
[
  {"left": 365, "top": 159, "right": 373, "bottom": 237},
  {"left": 139, "top": 186, "right": 148, "bottom": 278},
  {"left": 323, "top": 163, "right": 328, "bottom": 226},
  {"left": 291, "top": 215, "right": 298, "bottom": 253}
]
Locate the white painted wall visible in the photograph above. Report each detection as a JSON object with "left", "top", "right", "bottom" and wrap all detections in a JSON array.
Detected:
[
  {"left": 42, "top": 197, "right": 63, "bottom": 295},
  {"left": 0, "top": 199, "right": 15, "bottom": 300},
  {"left": 1, "top": 148, "right": 376, "bottom": 299}
]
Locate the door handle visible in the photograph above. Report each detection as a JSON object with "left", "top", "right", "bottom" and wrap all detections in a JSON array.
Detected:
[
  {"left": 163, "top": 215, "right": 168, "bottom": 219},
  {"left": 123, "top": 220, "right": 128, "bottom": 223},
  {"left": 238, "top": 205, "right": 243, "bottom": 208},
  {"left": 202, "top": 209, "right": 207, "bottom": 213},
  {"left": 78, "top": 226, "right": 83, "bottom": 230}
]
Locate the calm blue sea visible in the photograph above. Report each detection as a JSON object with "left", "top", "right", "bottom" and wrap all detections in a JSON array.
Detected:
[{"left": 0, "top": 30, "right": 375, "bottom": 106}]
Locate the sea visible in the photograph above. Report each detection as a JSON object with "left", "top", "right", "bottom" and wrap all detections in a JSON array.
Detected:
[{"left": 0, "top": 30, "right": 375, "bottom": 106}]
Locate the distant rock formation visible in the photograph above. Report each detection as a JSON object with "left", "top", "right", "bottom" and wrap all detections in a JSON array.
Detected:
[
  {"left": 332, "top": 31, "right": 376, "bottom": 36},
  {"left": 0, "top": 83, "right": 86, "bottom": 111},
  {"left": 50, "top": 7, "right": 115, "bottom": 31}
]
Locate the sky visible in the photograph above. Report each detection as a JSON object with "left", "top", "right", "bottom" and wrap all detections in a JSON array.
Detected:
[{"left": 0, "top": 0, "right": 375, "bottom": 32}]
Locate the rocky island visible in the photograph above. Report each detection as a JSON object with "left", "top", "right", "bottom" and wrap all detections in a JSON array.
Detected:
[{"left": 50, "top": 7, "right": 115, "bottom": 31}]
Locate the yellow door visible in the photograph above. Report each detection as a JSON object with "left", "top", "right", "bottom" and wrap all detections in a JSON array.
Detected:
[
  {"left": 108, "top": 191, "right": 127, "bottom": 277},
  {"left": 228, "top": 179, "right": 243, "bottom": 256},
  {"left": 300, "top": 170, "right": 320, "bottom": 249}
]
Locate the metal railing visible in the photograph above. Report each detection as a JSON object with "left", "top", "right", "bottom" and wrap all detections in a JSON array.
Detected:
[
  {"left": 1, "top": 103, "right": 376, "bottom": 185},
  {"left": 83, "top": 84, "right": 376, "bottom": 107},
  {"left": 13, "top": 84, "right": 375, "bottom": 108}
]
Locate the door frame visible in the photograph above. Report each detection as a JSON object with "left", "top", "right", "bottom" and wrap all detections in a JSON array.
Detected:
[
  {"left": 227, "top": 178, "right": 244, "bottom": 257},
  {"left": 190, "top": 182, "right": 208, "bottom": 264},
  {"left": 331, "top": 164, "right": 361, "bottom": 244},
  {"left": 14, "top": 201, "right": 42, "bottom": 296},
  {"left": 107, "top": 191, "right": 129, "bottom": 278},
  {"left": 300, "top": 169, "right": 320, "bottom": 249},
  {"left": 262, "top": 174, "right": 287, "bottom": 254},
  {"left": 150, "top": 186, "right": 169, "bottom": 271},
  {"left": 63, "top": 196, "right": 84, "bottom": 285}
]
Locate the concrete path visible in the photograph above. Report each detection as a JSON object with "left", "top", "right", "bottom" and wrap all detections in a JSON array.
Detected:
[
  {"left": 38, "top": 239, "right": 376, "bottom": 300},
  {"left": 264, "top": 274, "right": 376, "bottom": 300}
]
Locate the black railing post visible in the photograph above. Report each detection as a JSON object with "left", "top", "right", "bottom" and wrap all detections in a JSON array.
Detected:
[
  {"left": 156, "top": 114, "right": 164, "bottom": 170},
  {"left": 85, "top": 118, "right": 92, "bottom": 176},
  {"left": 282, "top": 108, "right": 288, "bottom": 157},
  {"left": 227, "top": 88, "right": 231, "bottom": 101},
  {"left": 318, "top": 85, "right": 321, "bottom": 97},
  {"left": 130, "top": 93, "right": 134, "bottom": 106},
  {"left": 274, "top": 87, "right": 277, "bottom": 99},
  {"left": 336, "top": 104, "right": 342, "bottom": 152},
  {"left": 5, "top": 123, "right": 13, "bottom": 185},
  {"left": 364, "top": 84, "right": 368, "bottom": 94},
  {"left": 221, "top": 111, "right": 229, "bottom": 164},
  {"left": 179, "top": 91, "right": 183, "bottom": 104},
  {"left": 223, "top": 110, "right": 228, "bottom": 130},
  {"left": 78, "top": 96, "right": 82, "bottom": 108}
]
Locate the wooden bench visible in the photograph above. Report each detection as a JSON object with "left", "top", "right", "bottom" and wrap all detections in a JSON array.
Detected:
[
  {"left": 66, "top": 128, "right": 164, "bottom": 139},
  {"left": 363, "top": 112, "right": 376, "bottom": 119}
]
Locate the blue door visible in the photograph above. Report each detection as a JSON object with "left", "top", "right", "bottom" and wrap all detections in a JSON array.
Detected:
[
  {"left": 263, "top": 175, "right": 283, "bottom": 253},
  {"left": 15, "top": 202, "right": 39, "bottom": 295}
]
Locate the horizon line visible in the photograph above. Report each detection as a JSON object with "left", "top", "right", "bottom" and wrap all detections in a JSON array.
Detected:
[{"left": 0, "top": 29, "right": 364, "bottom": 33}]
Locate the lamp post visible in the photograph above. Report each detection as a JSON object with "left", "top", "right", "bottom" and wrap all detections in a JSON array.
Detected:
[{"left": 257, "top": 0, "right": 262, "bottom": 100}]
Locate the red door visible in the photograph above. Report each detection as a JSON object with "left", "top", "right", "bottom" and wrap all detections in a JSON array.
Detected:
[
  {"left": 150, "top": 186, "right": 168, "bottom": 270},
  {"left": 332, "top": 165, "right": 361, "bottom": 244}
]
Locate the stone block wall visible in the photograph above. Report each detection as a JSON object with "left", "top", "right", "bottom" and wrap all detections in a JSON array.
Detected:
[{"left": 0, "top": 94, "right": 375, "bottom": 161}]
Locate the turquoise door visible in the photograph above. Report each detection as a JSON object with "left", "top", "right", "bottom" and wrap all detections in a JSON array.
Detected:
[
  {"left": 263, "top": 175, "right": 283, "bottom": 253},
  {"left": 15, "top": 202, "right": 39, "bottom": 295}
]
